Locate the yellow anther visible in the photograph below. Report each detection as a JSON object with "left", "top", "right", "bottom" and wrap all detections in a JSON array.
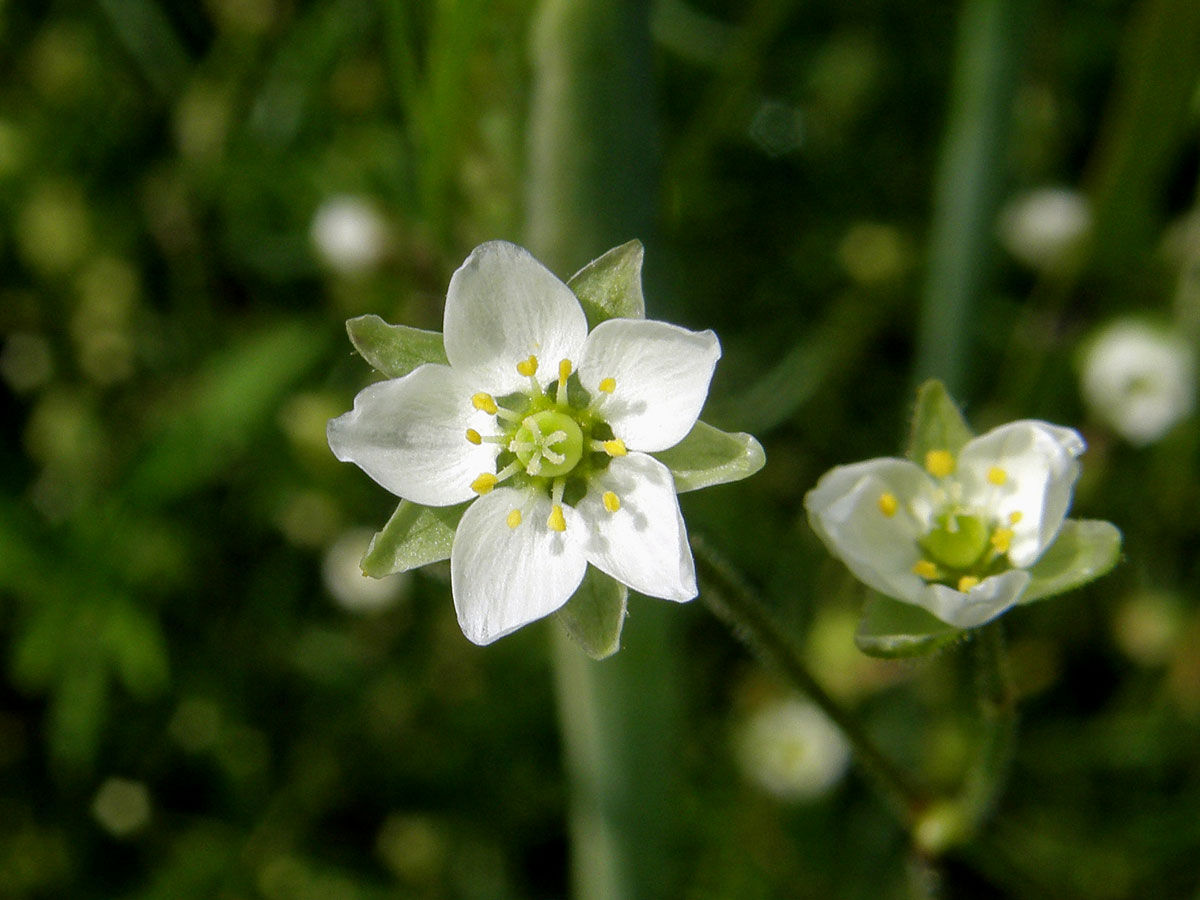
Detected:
[
  {"left": 878, "top": 492, "right": 898, "bottom": 517},
  {"left": 924, "top": 450, "right": 955, "bottom": 478},
  {"left": 912, "top": 560, "right": 939, "bottom": 580},
  {"left": 987, "top": 466, "right": 1007, "bottom": 486},
  {"left": 516, "top": 355, "right": 538, "bottom": 377},
  {"left": 602, "top": 491, "right": 620, "bottom": 513},
  {"left": 465, "top": 428, "right": 482, "bottom": 445},
  {"left": 470, "top": 473, "right": 498, "bottom": 495},
  {"left": 598, "top": 377, "right": 616, "bottom": 394},
  {"left": 506, "top": 509, "right": 522, "bottom": 529},
  {"left": 1008, "top": 511, "right": 1023, "bottom": 525},
  {"left": 547, "top": 504, "right": 567, "bottom": 532},
  {"left": 559, "top": 359, "right": 572, "bottom": 382},
  {"left": 958, "top": 575, "right": 980, "bottom": 592},
  {"left": 603, "top": 439, "right": 627, "bottom": 457},
  {"left": 990, "top": 527, "right": 1014, "bottom": 554},
  {"left": 472, "top": 392, "right": 498, "bottom": 415}
]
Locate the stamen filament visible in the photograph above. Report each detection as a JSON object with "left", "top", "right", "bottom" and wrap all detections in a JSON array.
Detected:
[
  {"left": 556, "top": 359, "right": 572, "bottom": 405},
  {"left": 496, "top": 406, "right": 523, "bottom": 423}
]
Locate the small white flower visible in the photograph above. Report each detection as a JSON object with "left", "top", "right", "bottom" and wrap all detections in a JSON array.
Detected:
[
  {"left": 310, "top": 195, "right": 389, "bottom": 274},
  {"left": 1080, "top": 320, "right": 1195, "bottom": 446},
  {"left": 805, "top": 421, "right": 1085, "bottom": 628},
  {"left": 736, "top": 697, "right": 850, "bottom": 801},
  {"left": 328, "top": 241, "right": 720, "bottom": 644},
  {"left": 997, "top": 187, "right": 1090, "bottom": 272}
]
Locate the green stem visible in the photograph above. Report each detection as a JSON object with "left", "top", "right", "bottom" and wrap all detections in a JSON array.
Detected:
[
  {"left": 914, "top": 0, "right": 1026, "bottom": 396},
  {"left": 957, "top": 621, "right": 1018, "bottom": 832},
  {"left": 691, "top": 535, "right": 929, "bottom": 824}
]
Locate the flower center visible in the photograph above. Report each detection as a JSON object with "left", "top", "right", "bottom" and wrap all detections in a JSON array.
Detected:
[
  {"left": 465, "top": 354, "right": 627, "bottom": 532},
  {"left": 880, "top": 452, "right": 1027, "bottom": 594},
  {"left": 512, "top": 409, "right": 584, "bottom": 478}
]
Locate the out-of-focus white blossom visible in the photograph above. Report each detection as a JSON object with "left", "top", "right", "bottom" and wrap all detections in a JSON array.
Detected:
[
  {"left": 310, "top": 196, "right": 390, "bottom": 275},
  {"left": 736, "top": 697, "right": 850, "bottom": 801},
  {"left": 322, "top": 528, "right": 410, "bottom": 614},
  {"left": 92, "top": 777, "right": 151, "bottom": 837},
  {"left": 998, "top": 187, "right": 1090, "bottom": 272},
  {"left": 1080, "top": 320, "right": 1195, "bottom": 446}
]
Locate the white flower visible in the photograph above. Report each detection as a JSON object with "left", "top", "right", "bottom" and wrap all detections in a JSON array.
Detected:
[
  {"left": 997, "top": 186, "right": 1090, "bottom": 272},
  {"left": 1080, "top": 320, "right": 1195, "bottom": 446},
  {"left": 736, "top": 697, "right": 850, "bottom": 801},
  {"left": 310, "top": 195, "right": 389, "bottom": 274},
  {"left": 805, "top": 421, "right": 1085, "bottom": 628},
  {"left": 327, "top": 241, "right": 720, "bottom": 644}
]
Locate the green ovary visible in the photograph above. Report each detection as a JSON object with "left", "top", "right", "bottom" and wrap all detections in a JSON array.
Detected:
[
  {"left": 919, "top": 514, "right": 989, "bottom": 570},
  {"left": 514, "top": 409, "right": 584, "bottom": 478}
]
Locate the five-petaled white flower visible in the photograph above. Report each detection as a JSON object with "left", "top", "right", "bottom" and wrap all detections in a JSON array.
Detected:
[
  {"left": 805, "top": 421, "right": 1085, "bottom": 628},
  {"left": 328, "top": 241, "right": 720, "bottom": 644}
]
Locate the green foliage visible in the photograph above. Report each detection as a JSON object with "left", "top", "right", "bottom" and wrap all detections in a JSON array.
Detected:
[
  {"left": 907, "top": 379, "right": 974, "bottom": 463},
  {"left": 566, "top": 239, "right": 647, "bottom": 327},
  {"left": 361, "top": 500, "right": 465, "bottom": 576},
  {"left": 346, "top": 315, "right": 448, "bottom": 378},
  {"left": 855, "top": 594, "right": 963, "bottom": 658},
  {"left": 654, "top": 421, "right": 766, "bottom": 492},
  {"left": 556, "top": 568, "right": 628, "bottom": 659},
  {"left": 1023, "top": 519, "right": 1124, "bottom": 603}
]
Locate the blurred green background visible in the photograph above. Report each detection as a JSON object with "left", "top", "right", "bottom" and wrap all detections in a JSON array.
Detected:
[{"left": 2, "top": 0, "right": 1200, "bottom": 897}]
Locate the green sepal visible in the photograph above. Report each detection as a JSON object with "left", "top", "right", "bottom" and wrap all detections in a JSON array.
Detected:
[
  {"left": 907, "top": 379, "right": 974, "bottom": 463},
  {"left": 1022, "top": 519, "right": 1123, "bottom": 603},
  {"left": 346, "top": 314, "right": 448, "bottom": 378},
  {"left": 653, "top": 420, "right": 766, "bottom": 493},
  {"left": 567, "top": 240, "right": 646, "bottom": 327},
  {"left": 555, "top": 567, "right": 628, "bottom": 659},
  {"left": 855, "top": 593, "right": 964, "bottom": 658},
  {"left": 361, "top": 500, "right": 467, "bottom": 577}
]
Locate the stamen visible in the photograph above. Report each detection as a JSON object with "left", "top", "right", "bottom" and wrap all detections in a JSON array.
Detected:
[
  {"left": 472, "top": 393, "right": 498, "bottom": 415},
  {"left": 878, "top": 493, "right": 898, "bottom": 517},
  {"left": 556, "top": 359, "right": 572, "bottom": 405},
  {"left": 924, "top": 450, "right": 955, "bottom": 478},
  {"left": 912, "top": 560, "right": 939, "bottom": 580},
  {"left": 471, "top": 473, "right": 498, "bottom": 495},
  {"left": 546, "top": 479, "right": 568, "bottom": 532},
  {"left": 598, "top": 377, "right": 616, "bottom": 394},
  {"left": 602, "top": 439, "right": 627, "bottom": 457},
  {"left": 506, "top": 509, "right": 522, "bottom": 529},
  {"left": 495, "top": 406, "right": 523, "bottom": 423},
  {"left": 987, "top": 466, "right": 1007, "bottom": 486},
  {"left": 1008, "top": 511, "right": 1023, "bottom": 525},
  {"left": 958, "top": 575, "right": 980, "bottom": 592},
  {"left": 465, "top": 428, "right": 482, "bottom": 445},
  {"left": 516, "top": 355, "right": 539, "bottom": 377},
  {"left": 602, "top": 491, "right": 620, "bottom": 513},
  {"left": 990, "top": 528, "right": 1014, "bottom": 554}
]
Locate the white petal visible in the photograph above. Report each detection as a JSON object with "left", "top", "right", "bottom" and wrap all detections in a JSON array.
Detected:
[
  {"left": 577, "top": 453, "right": 696, "bottom": 601},
  {"left": 956, "top": 420, "right": 1085, "bottom": 567},
  {"left": 327, "top": 365, "right": 498, "bottom": 506},
  {"left": 577, "top": 319, "right": 720, "bottom": 452},
  {"left": 451, "top": 487, "right": 588, "bottom": 645},
  {"left": 442, "top": 241, "right": 588, "bottom": 394},
  {"left": 922, "top": 570, "right": 1030, "bottom": 628},
  {"left": 804, "top": 458, "right": 938, "bottom": 604}
]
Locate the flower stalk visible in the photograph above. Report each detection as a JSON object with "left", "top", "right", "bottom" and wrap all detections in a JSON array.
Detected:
[{"left": 691, "top": 534, "right": 929, "bottom": 825}]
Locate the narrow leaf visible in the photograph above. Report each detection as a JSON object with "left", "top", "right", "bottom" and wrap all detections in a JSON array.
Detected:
[
  {"left": 1022, "top": 519, "right": 1122, "bottom": 603},
  {"left": 855, "top": 594, "right": 964, "bottom": 659},
  {"left": 907, "top": 379, "right": 974, "bottom": 464},
  {"left": 567, "top": 240, "right": 646, "bottom": 327},
  {"left": 346, "top": 314, "right": 447, "bottom": 378},
  {"left": 361, "top": 500, "right": 466, "bottom": 577},
  {"left": 555, "top": 567, "right": 628, "bottom": 660},
  {"left": 654, "top": 420, "right": 765, "bottom": 493}
]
